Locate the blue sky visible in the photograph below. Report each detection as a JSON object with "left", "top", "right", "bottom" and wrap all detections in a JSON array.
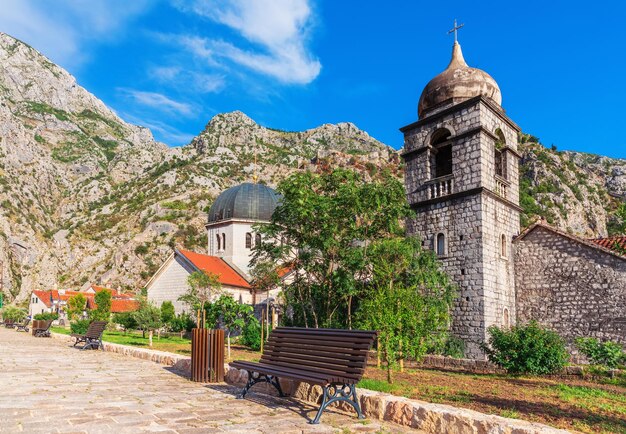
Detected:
[{"left": 1, "top": 1, "right": 625, "bottom": 159}]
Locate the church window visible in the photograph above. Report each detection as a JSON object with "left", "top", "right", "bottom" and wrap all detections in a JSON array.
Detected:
[
  {"left": 500, "top": 234, "right": 507, "bottom": 258},
  {"left": 222, "top": 233, "right": 226, "bottom": 250},
  {"left": 430, "top": 128, "right": 453, "bottom": 178},
  {"left": 461, "top": 268, "right": 465, "bottom": 275},
  {"left": 255, "top": 233, "right": 262, "bottom": 247},
  {"left": 434, "top": 145, "right": 453, "bottom": 178},
  {"left": 503, "top": 308, "right": 510, "bottom": 328},
  {"left": 216, "top": 234, "right": 221, "bottom": 251},
  {"left": 436, "top": 233, "right": 446, "bottom": 256},
  {"left": 245, "top": 233, "right": 252, "bottom": 249},
  {"left": 494, "top": 129, "right": 507, "bottom": 179}
]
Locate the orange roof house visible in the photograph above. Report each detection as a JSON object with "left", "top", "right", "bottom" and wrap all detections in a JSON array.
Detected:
[
  {"left": 29, "top": 287, "right": 139, "bottom": 318},
  {"left": 145, "top": 248, "right": 257, "bottom": 315}
]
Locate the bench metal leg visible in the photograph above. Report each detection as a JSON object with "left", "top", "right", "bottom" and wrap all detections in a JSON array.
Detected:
[
  {"left": 237, "top": 371, "right": 286, "bottom": 399},
  {"left": 310, "top": 383, "right": 363, "bottom": 425}
]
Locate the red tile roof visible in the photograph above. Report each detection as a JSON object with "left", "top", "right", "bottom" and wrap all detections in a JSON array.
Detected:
[
  {"left": 31, "top": 289, "right": 139, "bottom": 313},
  {"left": 32, "top": 290, "right": 53, "bottom": 308},
  {"left": 589, "top": 236, "right": 626, "bottom": 256},
  {"left": 111, "top": 299, "right": 140, "bottom": 313},
  {"left": 178, "top": 249, "right": 251, "bottom": 289}
]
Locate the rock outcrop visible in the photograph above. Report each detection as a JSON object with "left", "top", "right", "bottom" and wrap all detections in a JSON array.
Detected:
[{"left": 0, "top": 32, "right": 624, "bottom": 303}]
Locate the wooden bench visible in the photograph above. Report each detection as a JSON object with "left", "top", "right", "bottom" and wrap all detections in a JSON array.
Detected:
[
  {"left": 231, "top": 327, "right": 377, "bottom": 424},
  {"left": 15, "top": 319, "right": 30, "bottom": 332},
  {"left": 71, "top": 321, "right": 107, "bottom": 350}
]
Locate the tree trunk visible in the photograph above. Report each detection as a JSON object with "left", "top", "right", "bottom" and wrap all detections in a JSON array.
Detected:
[
  {"left": 377, "top": 336, "right": 381, "bottom": 368},
  {"left": 347, "top": 295, "right": 352, "bottom": 330},
  {"left": 227, "top": 331, "right": 231, "bottom": 361},
  {"left": 148, "top": 330, "right": 153, "bottom": 347}
]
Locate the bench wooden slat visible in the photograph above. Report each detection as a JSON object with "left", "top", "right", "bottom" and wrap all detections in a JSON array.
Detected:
[{"left": 261, "top": 347, "right": 365, "bottom": 366}]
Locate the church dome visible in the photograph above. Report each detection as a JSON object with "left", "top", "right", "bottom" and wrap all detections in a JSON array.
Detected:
[
  {"left": 208, "top": 182, "right": 280, "bottom": 223},
  {"left": 418, "top": 42, "right": 502, "bottom": 119}
]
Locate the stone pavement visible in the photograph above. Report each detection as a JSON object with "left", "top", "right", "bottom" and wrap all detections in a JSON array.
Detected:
[{"left": 0, "top": 328, "right": 410, "bottom": 433}]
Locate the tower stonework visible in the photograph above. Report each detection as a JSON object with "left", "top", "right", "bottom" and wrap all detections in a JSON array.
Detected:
[{"left": 401, "top": 42, "right": 522, "bottom": 358}]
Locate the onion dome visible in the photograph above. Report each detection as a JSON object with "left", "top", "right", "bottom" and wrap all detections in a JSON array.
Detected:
[
  {"left": 207, "top": 182, "right": 280, "bottom": 223},
  {"left": 418, "top": 42, "right": 502, "bottom": 119}
]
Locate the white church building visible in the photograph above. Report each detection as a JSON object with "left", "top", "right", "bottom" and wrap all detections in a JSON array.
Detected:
[{"left": 147, "top": 182, "right": 286, "bottom": 314}]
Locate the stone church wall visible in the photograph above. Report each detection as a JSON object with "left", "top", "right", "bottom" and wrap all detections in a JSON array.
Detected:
[
  {"left": 514, "top": 226, "right": 626, "bottom": 347},
  {"left": 408, "top": 194, "right": 485, "bottom": 357}
]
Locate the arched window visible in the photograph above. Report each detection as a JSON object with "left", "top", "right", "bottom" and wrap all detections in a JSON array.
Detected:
[
  {"left": 503, "top": 308, "right": 510, "bottom": 328},
  {"left": 255, "top": 233, "right": 262, "bottom": 248},
  {"left": 222, "top": 233, "right": 226, "bottom": 250},
  {"left": 430, "top": 129, "right": 453, "bottom": 179},
  {"left": 494, "top": 129, "right": 506, "bottom": 179},
  {"left": 245, "top": 233, "right": 252, "bottom": 249},
  {"left": 500, "top": 234, "right": 507, "bottom": 258},
  {"left": 436, "top": 233, "right": 446, "bottom": 256},
  {"left": 216, "top": 234, "right": 221, "bottom": 251}
]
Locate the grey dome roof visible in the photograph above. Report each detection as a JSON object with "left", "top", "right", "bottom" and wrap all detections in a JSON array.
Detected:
[
  {"left": 208, "top": 183, "right": 280, "bottom": 223},
  {"left": 418, "top": 42, "right": 501, "bottom": 119}
]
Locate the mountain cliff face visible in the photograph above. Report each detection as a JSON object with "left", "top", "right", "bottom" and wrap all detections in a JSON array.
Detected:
[
  {"left": 0, "top": 33, "right": 395, "bottom": 303},
  {"left": 518, "top": 136, "right": 625, "bottom": 237},
  {"left": 0, "top": 32, "right": 624, "bottom": 303}
]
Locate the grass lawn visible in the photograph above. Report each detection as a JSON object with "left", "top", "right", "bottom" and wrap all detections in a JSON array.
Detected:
[
  {"left": 359, "top": 367, "right": 626, "bottom": 434},
  {"left": 50, "top": 327, "right": 260, "bottom": 361},
  {"left": 51, "top": 326, "right": 625, "bottom": 433}
]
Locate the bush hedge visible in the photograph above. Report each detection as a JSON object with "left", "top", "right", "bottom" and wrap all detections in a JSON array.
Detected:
[
  {"left": 575, "top": 337, "right": 626, "bottom": 369},
  {"left": 482, "top": 321, "right": 569, "bottom": 375},
  {"left": 33, "top": 312, "right": 59, "bottom": 321}
]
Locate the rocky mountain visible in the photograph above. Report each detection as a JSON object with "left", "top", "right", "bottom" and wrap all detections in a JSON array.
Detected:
[
  {"left": 0, "top": 33, "right": 395, "bottom": 303},
  {"left": 518, "top": 135, "right": 625, "bottom": 237},
  {"left": 0, "top": 32, "right": 624, "bottom": 304}
]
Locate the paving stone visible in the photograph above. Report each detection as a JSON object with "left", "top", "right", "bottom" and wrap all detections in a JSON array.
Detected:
[{"left": 0, "top": 328, "right": 410, "bottom": 433}]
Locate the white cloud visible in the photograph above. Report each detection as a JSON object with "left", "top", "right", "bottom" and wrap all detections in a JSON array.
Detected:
[
  {"left": 149, "top": 66, "right": 226, "bottom": 94},
  {"left": 119, "top": 89, "right": 194, "bottom": 116},
  {"left": 0, "top": 0, "right": 151, "bottom": 67},
  {"left": 174, "top": 0, "right": 321, "bottom": 84}
]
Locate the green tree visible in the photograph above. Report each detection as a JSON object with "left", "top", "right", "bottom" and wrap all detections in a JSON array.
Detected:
[
  {"left": 357, "top": 237, "right": 455, "bottom": 383},
  {"left": 66, "top": 293, "right": 87, "bottom": 321},
  {"left": 90, "top": 289, "right": 112, "bottom": 321},
  {"left": 179, "top": 271, "right": 222, "bottom": 326},
  {"left": 210, "top": 294, "right": 254, "bottom": 360},
  {"left": 113, "top": 311, "right": 137, "bottom": 332},
  {"left": 160, "top": 301, "right": 176, "bottom": 328},
  {"left": 252, "top": 168, "right": 412, "bottom": 329},
  {"left": 133, "top": 299, "right": 163, "bottom": 347}
]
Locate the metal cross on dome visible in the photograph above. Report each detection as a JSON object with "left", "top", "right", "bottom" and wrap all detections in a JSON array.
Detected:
[{"left": 448, "top": 19, "right": 464, "bottom": 43}]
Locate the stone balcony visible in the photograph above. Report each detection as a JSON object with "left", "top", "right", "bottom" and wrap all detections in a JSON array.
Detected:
[
  {"left": 426, "top": 174, "right": 454, "bottom": 199},
  {"left": 407, "top": 174, "right": 455, "bottom": 204},
  {"left": 494, "top": 176, "right": 509, "bottom": 199}
]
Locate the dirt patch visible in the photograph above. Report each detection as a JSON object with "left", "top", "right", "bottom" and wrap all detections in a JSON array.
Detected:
[{"left": 361, "top": 367, "right": 626, "bottom": 434}]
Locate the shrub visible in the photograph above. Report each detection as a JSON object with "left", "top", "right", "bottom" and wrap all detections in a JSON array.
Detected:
[
  {"left": 482, "top": 321, "right": 569, "bottom": 375},
  {"left": 442, "top": 336, "right": 466, "bottom": 359},
  {"left": 160, "top": 301, "right": 175, "bottom": 327},
  {"left": 112, "top": 312, "right": 137, "bottom": 332},
  {"left": 33, "top": 312, "right": 59, "bottom": 321},
  {"left": 70, "top": 319, "right": 90, "bottom": 335},
  {"left": 575, "top": 337, "right": 626, "bottom": 369},
  {"left": 1, "top": 306, "right": 27, "bottom": 322},
  {"left": 240, "top": 317, "right": 262, "bottom": 351},
  {"left": 169, "top": 312, "right": 196, "bottom": 333}
]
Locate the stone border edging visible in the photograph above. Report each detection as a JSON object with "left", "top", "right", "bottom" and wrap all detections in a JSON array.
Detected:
[{"left": 49, "top": 333, "right": 569, "bottom": 433}]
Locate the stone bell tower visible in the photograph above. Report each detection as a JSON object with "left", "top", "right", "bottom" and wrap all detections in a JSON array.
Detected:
[{"left": 400, "top": 38, "right": 522, "bottom": 358}]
